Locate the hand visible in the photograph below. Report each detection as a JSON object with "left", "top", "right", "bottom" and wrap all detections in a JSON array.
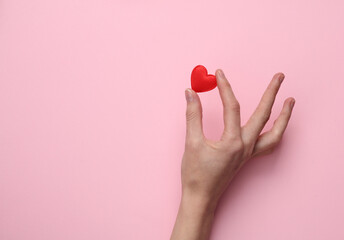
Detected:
[{"left": 170, "top": 69, "right": 295, "bottom": 240}]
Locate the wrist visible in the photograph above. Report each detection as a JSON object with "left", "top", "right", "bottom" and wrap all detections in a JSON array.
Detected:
[
  {"left": 171, "top": 191, "right": 217, "bottom": 240},
  {"left": 180, "top": 190, "right": 218, "bottom": 216}
]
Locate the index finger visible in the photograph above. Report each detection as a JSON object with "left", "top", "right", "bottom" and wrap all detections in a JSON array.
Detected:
[{"left": 215, "top": 69, "right": 241, "bottom": 140}]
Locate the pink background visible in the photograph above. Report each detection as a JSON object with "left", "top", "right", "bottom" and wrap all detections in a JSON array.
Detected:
[{"left": 1, "top": 0, "right": 344, "bottom": 239}]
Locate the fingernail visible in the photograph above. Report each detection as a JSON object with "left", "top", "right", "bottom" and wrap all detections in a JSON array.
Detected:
[
  {"left": 279, "top": 73, "right": 285, "bottom": 83},
  {"left": 290, "top": 99, "right": 295, "bottom": 108},
  {"left": 217, "top": 69, "right": 225, "bottom": 78},
  {"left": 185, "top": 88, "right": 193, "bottom": 102}
]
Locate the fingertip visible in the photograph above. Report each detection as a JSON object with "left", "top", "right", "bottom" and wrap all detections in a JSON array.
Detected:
[
  {"left": 272, "top": 72, "right": 285, "bottom": 85},
  {"left": 216, "top": 69, "right": 231, "bottom": 90},
  {"left": 283, "top": 97, "right": 294, "bottom": 106},
  {"left": 290, "top": 98, "right": 295, "bottom": 109},
  {"left": 216, "top": 69, "right": 226, "bottom": 80},
  {"left": 274, "top": 72, "right": 285, "bottom": 78},
  {"left": 185, "top": 88, "right": 193, "bottom": 102},
  {"left": 185, "top": 87, "right": 201, "bottom": 103},
  {"left": 186, "top": 87, "right": 197, "bottom": 95}
]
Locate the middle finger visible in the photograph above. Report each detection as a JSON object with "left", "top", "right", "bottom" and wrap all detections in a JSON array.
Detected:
[{"left": 242, "top": 73, "right": 285, "bottom": 143}]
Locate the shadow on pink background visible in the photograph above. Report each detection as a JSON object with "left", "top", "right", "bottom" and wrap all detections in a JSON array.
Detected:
[{"left": 1, "top": 0, "right": 343, "bottom": 239}]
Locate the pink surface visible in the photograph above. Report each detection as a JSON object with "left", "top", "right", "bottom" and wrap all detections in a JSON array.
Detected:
[{"left": 1, "top": 0, "right": 344, "bottom": 239}]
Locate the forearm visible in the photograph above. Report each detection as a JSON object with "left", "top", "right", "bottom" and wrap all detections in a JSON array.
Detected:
[{"left": 170, "top": 192, "right": 218, "bottom": 240}]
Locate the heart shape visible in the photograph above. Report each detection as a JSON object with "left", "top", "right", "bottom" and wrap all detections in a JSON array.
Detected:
[{"left": 191, "top": 65, "right": 217, "bottom": 93}]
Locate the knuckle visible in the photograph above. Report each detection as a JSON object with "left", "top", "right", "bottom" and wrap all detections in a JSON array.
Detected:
[
  {"left": 186, "top": 110, "right": 200, "bottom": 122},
  {"left": 185, "top": 137, "right": 202, "bottom": 150},
  {"left": 271, "top": 130, "right": 283, "bottom": 143},
  {"left": 228, "top": 138, "right": 244, "bottom": 155},
  {"left": 230, "top": 101, "right": 240, "bottom": 112}
]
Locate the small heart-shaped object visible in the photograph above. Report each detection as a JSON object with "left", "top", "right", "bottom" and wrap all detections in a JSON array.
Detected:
[{"left": 191, "top": 65, "right": 217, "bottom": 93}]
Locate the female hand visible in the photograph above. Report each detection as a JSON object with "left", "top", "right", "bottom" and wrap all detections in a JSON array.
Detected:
[{"left": 171, "top": 69, "right": 295, "bottom": 240}]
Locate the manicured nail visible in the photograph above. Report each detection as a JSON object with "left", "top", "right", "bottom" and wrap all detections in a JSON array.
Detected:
[
  {"left": 185, "top": 88, "right": 193, "bottom": 102},
  {"left": 290, "top": 99, "right": 295, "bottom": 108}
]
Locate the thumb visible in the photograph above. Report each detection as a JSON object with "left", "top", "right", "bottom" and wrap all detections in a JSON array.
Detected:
[{"left": 185, "top": 88, "right": 204, "bottom": 140}]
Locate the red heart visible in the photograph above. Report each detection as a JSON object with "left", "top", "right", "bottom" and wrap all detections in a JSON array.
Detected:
[{"left": 191, "top": 65, "right": 217, "bottom": 93}]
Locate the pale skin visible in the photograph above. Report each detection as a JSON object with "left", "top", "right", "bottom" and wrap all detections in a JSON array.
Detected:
[{"left": 170, "top": 69, "right": 295, "bottom": 240}]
